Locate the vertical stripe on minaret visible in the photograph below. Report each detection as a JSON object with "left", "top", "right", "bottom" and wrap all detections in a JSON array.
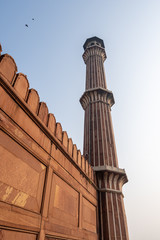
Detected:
[{"left": 80, "top": 37, "right": 129, "bottom": 240}]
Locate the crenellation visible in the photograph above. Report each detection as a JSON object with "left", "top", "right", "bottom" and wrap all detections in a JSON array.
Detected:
[
  {"left": 38, "top": 102, "right": 49, "bottom": 126},
  {"left": 27, "top": 88, "right": 40, "bottom": 114},
  {"left": 13, "top": 73, "right": 29, "bottom": 100},
  {"left": 62, "top": 131, "right": 68, "bottom": 148},
  {"left": 0, "top": 54, "right": 17, "bottom": 83},
  {"left": 85, "top": 159, "right": 89, "bottom": 175},
  {"left": 91, "top": 168, "right": 94, "bottom": 181},
  {"left": 72, "top": 144, "right": 77, "bottom": 162},
  {"left": 67, "top": 138, "right": 73, "bottom": 156},
  {"left": 81, "top": 156, "right": 85, "bottom": 172},
  {"left": 88, "top": 164, "right": 92, "bottom": 179},
  {"left": 47, "top": 113, "right": 56, "bottom": 134},
  {"left": 55, "top": 122, "right": 62, "bottom": 141},
  {"left": 77, "top": 150, "right": 81, "bottom": 166}
]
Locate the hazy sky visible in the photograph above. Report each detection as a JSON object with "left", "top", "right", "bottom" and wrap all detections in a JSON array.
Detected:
[{"left": 1, "top": 1, "right": 160, "bottom": 239}]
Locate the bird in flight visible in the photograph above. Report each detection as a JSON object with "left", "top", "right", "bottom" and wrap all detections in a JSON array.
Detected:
[{"left": 25, "top": 18, "right": 35, "bottom": 28}]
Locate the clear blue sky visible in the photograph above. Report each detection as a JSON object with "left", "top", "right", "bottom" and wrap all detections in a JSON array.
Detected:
[{"left": 1, "top": 1, "right": 160, "bottom": 239}]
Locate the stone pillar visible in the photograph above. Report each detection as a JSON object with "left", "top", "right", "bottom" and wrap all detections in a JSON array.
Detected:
[{"left": 80, "top": 37, "right": 129, "bottom": 240}]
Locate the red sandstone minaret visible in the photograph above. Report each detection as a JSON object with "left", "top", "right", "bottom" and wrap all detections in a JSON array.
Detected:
[{"left": 80, "top": 37, "right": 129, "bottom": 240}]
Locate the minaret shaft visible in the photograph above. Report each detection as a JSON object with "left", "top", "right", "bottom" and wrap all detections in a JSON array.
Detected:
[
  {"left": 83, "top": 100, "right": 118, "bottom": 167},
  {"left": 80, "top": 37, "right": 129, "bottom": 240},
  {"left": 81, "top": 44, "right": 118, "bottom": 168},
  {"left": 97, "top": 172, "right": 129, "bottom": 240},
  {"left": 85, "top": 52, "right": 107, "bottom": 90}
]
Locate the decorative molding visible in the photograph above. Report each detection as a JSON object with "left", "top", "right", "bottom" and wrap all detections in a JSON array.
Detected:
[{"left": 80, "top": 87, "right": 115, "bottom": 110}]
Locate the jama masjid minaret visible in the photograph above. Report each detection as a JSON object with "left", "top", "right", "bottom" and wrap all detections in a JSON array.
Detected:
[{"left": 80, "top": 37, "right": 129, "bottom": 240}]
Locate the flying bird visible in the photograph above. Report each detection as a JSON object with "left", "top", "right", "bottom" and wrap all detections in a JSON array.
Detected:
[
  {"left": 32, "top": 18, "right": 34, "bottom": 20},
  {"left": 25, "top": 24, "right": 28, "bottom": 27}
]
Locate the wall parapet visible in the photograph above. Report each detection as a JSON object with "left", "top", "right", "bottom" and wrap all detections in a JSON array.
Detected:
[
  {"left": 0, "top": 49, "right": 95, "bottom": 184},
  {"left": 0, "top": 45, "right": 98, "bottom": 240}
]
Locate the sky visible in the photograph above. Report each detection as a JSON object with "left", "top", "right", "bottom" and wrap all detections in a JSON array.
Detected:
[{"left": 1, "top": 0, "right": 160, "bottom": 239}]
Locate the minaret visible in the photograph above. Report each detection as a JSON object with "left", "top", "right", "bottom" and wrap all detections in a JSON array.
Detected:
[{"left": 80, "top": 37, "right": 129, "bottom": 240}]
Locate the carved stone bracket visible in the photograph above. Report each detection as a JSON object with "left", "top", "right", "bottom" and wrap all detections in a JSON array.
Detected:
[
  {"left": 80, "top": 87, "right": 115, "bottom": 110},
  {"left": 95, "top": 165, "right": 128, "bottom": 195}
]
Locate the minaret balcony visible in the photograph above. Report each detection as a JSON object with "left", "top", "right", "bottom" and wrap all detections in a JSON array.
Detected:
[
  {"left": 95, "top": 166, "right": 128, "bottom": 196},
  {"left": 80, "top": 87, "right": 115, "bottom": 110}
]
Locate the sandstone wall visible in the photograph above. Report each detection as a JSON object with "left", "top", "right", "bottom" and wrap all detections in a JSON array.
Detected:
[{"left": 0, "top": 51, "right": 98, "bottom": 240}]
